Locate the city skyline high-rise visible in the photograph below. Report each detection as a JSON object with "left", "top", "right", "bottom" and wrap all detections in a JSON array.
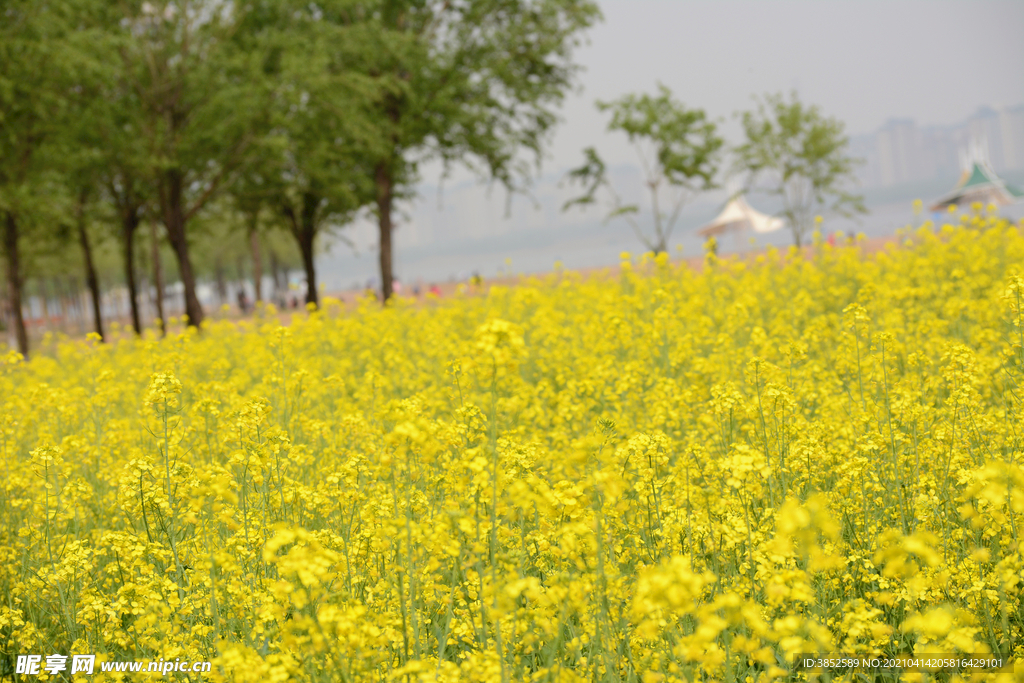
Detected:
[{"left": 852, "top": 104, "right": 1024, "bottom": 190}]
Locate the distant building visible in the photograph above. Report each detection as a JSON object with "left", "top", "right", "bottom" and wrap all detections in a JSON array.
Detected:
[
  {"left": 917, "top": 124, "right": 962, "bottom": 181},
  {"left": 852, "top": 104, "right": 1024, "bottom": 190},
  {"left": 877, "top": 118, "right": 920, "bottom": 186},
  {"left": 1001, "top": 105, "right": 1024, "bottom": 171}
]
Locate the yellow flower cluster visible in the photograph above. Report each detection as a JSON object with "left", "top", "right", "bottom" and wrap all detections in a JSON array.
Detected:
[{"left": 2, "top": 213, "right": 1024, "bottom": 682}]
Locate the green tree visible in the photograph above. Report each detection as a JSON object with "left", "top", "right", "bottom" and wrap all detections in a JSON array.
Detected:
[
  {"left": 734, "top": 92, "right": 865, "bottom": 247},
  {"left": 64, "top": 186, "right": 106, "bottom": 341},
  {"left": 42, "top": 0, "right": 152, "bottom": 340},
  {"left": 0, "top": 0, "right": 83, "bottom": 355},
  {"left": 116, "top": 0, "right": 267, "bottom": 328},
  {"left": 563, "top": 84, "right": 723, "bottom": 254},
  {"left": 87, "top": 42, "right": 153, "bottom": 336},
  {"left": 364, "top": 0, "right": 601, "bottom": 301},
  {"left": 232, "top": 0, "right": 379, "bottom": 308}
]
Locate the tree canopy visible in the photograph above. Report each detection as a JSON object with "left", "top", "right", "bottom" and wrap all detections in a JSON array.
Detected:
[
  {"left": 1, "top": 0, "right": 94, "bottom": 354},
  {"left": 563, "top": 84, "right": 724, "bottom": 254},
  {"left": 734, "top": 91, "right": 865, "bottom": 247}
]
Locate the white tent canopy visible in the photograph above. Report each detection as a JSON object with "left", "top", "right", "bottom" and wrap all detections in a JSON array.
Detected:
[{"left": 697, "top": 195, "right": 783, "bottom": 237}]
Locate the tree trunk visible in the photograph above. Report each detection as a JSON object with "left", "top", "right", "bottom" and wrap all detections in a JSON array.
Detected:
[
  {"left": 250, "top": 227, "right": 263, "bottom": 303},
  {"left": 236, "top": 255, "right": 244, "bottom": 287},
  {"left": 161, "top": 170, "right": 204, "bottom": 327},
  {"left": 40, "top": 279, "right": 51, "bottom": 332},
  {"left": 269, "top": 249, "right": 281, "bottom": 298},
  {"left": 150, "top": 220, "right": 166, "bottom": 337},
  {"left": 67, "top": 276, "right": 83, "bottom": 334},
  {"left": 284, "top": 193, "right": 320, "bottom": 308},
  {"left": 54, "top": 278, "right": 68, "bottom": 334},
  {"left": 375, "top": 162, "right": 395, "bottom": 302},
  {"left": 301, "top": 192, "right": 321, "bottom": 307},
  {"left": 3, "top": 212, "right": 29, "bottom": 356},
  {"left": 122, "top": 209, "right": 142, "bottom": 335},
  {"left": 791, "top": 221, "right": 803, "bottom": 248},
  {"left": 296, "top": 220, "right": 317, "bottom": 308},
  {"left": 78, "top": 234, "right": 104, "bottom": 340},
  {"left": 214, "top": 259, "right": 226, "bottom": 306},
  {"left": 0, "top": 277, "right": 9, "bottom": 340},
  {"left": 76, "top": 194, "right": 105, "bottom": 341}
]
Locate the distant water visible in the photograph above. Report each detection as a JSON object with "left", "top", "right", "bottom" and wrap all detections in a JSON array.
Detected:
[{"left": 316, "top": 193, "right": 1024, "bottom": 291}]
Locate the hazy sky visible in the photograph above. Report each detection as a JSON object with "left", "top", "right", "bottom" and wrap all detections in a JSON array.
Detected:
[
  {"left": 546, "top": 0, "right": 1024, "bottom": 170},
  {"left": 412, "top": 0, "right": 1023, "bottom": 190}
]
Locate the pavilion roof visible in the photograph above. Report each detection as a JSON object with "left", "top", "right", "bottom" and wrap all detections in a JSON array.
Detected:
[
  {"left": 696, "top": 195, "right": 783, "bottom": 237},
  {"left": 929, "top": 161, "right": 1023, "bottom": 212}
]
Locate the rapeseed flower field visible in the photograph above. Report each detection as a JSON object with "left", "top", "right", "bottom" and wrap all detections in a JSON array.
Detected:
[{"left": 2, "top": 214, "right": 1023, "bottom": 682}]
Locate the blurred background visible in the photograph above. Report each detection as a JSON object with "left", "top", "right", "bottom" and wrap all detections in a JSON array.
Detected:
[
  {"left": 2, "top": 0, "right": 1023, "bottom": 350},
  {"left": 322, "top": 0, "right": 1024, "bottom": 288}
]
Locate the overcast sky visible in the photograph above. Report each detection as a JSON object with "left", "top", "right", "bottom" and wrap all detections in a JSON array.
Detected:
[{"left": 544, "top": 0, "right": 1024, "bottom": 170}]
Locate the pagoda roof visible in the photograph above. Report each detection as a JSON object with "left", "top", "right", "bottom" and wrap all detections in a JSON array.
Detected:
[{"left": 929, "top": 161, "right": 1024, "bottom": 212}]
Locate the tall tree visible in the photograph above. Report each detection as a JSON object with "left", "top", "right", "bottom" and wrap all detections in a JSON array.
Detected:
[
  {"left": 108, "top": 174, "right": 148, "bottom": 335},
  {"left": 232, "top": 1, "right": 379, "bottom": 309},
  {"left": 71, "top": 188, "right": 105, "bottom": 340},
  {"left": 117, "top": 0, "right": 265, "bottom": 328},
  {"left": 149, "top": 219, "right": 167, "bottom": 336},
  {"left": 245, "top": 205, "right": 263, "bottom": 303},
  {"left": 562, "top": 85, "right": 723, "bottom": 254},
  {"left": 0, "top": 1, "right": 81, "bottom": 356},
  {"left": 232, "top": 157, "right": 370, "bottom": 310},
  {"left": 363, "top": 0, "right": 601, "bottom": 301},
  {"left": 36, "top": 0, "right": 151, "bottom": 340},
  {"left": 93, "top": 79, "right": 152, "bottom": 336},
  {"left": 734, "top": 91, "right": 865, "bottom": 247}
]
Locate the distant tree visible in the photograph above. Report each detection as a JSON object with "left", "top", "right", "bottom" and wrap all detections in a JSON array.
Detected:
[
  {"left": 104, "top": 162, "right": 150, "bottom": 336},
  {"left": 563, "top": 84, "right": 723, "bottom": 254},
  {"left": 116, "top": 0, "right": 267, "bottom": 328},
  {"left": 363, "top": 0, "right": 601, "bottom": 301},
  {"left": 185, "top": 196, "right": 302, "bottom": 311},
  {"left": 734, "top": 92, "right": 865, "bottom": 247},
  {"left": 44, "top": 0, "right": 152, "bottom": 339},
  {"left": 90, "top": 64, "right": 153, "bottom": 336},
  {"left": 233, "top": 187, "right": 266, "bottom": 303},
  {"left": 0, "top": 1, "right": 80, "bottom": 356},
  {"left": 229, "top": 1, "right": 379, "bottom": 309},
  {"left": 65, "top": 186, "right": 106, "bottom": 341},
  {"left": 59, "top": 103, "right": 118, "bottom": 343},
  {"left": 184, "top": 201, "right": 251, "bottom": 306}
]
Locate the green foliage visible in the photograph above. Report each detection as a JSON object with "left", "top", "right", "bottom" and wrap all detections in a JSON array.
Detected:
[
  {"left": 564, "top": 84, "right": 723, "bottom": 253},
  {"left": 368, "top": 0, "right": 601, "bottom": 188},
  {"left": 0, "top": 0, "right": 99, "bottom": 351},
  {"left": 734, "top": 91, "right": 866, "bottom": 247},
  {"left": 360, "top": 0, "right": 602, "bottom": 299},
  {"left": 229, "top": 0, "right": 383, "bottom": 305},
  {"left": 0, "top": 0, "right": 88, "bottom": 233}
]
